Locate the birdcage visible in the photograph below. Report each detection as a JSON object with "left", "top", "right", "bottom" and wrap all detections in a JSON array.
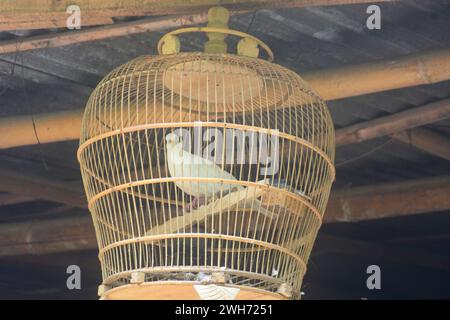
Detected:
[{"left": 77, "top": 6, "right": 335, "bottom": 300}]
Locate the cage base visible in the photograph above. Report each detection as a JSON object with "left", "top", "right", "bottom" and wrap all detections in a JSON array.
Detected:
[{"left": 101, "top": 281, "right": 286, "bottom": 300}]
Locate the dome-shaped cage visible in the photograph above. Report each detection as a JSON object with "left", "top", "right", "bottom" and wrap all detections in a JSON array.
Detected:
[{"left": 78, "top": 51, "right": 335, "bottom": 300}]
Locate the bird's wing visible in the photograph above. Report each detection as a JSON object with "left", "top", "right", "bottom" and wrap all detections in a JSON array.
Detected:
[{"left": 168, "top": 142, "right": 237, "bottom": 181}]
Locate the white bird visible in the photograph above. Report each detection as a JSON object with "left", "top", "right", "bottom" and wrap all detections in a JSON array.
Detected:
[
  {"left": 165, "top": 132, "right": 274, "bottom": 217},
  {"left": 165, "top": 132, "right": 238, "bottom": 200}
]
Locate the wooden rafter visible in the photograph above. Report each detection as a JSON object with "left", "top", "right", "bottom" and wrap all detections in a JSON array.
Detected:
[
  {"left": 2, "top": 213, "right": 449, "bottom": 273},
  {"left": 0, "top": 215, "right": 96, "bottom": 256},
  {"left": 392, "top": 127, "right": 450, "bottom": 161},
  {"left": 335, "top": 99, "right": 450, "bottom": 146},
  {"left": 0, "top": 0, "right": 394, "bottom": 31},
  {"left": 0, "top": 169, "right": 86, "bottom": 208},
  {"left": 1, "top": 168, "right": 448, "bottom": 223},
  {"left": 325, "top": 175, "right": 450, "bottom": 223},
  {"left": 0, "top": 13, "right": 210, "bottom": 54},
  {"left": 0, "top": 193, "right": 35, "bottom": 206}
]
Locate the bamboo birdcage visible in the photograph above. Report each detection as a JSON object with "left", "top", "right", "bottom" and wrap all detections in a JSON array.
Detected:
[{"left": 77, "top": 6, "right": 335, "bottom": 300}]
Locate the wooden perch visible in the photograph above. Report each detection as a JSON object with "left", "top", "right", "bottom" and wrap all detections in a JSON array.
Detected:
[{"left": 145, "top": 180, "right": 269, "bottom": 236}]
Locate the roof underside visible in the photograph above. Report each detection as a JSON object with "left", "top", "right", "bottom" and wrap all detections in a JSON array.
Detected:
[{"left": 0, "top": 0, "right": 449, "bottom": 299}]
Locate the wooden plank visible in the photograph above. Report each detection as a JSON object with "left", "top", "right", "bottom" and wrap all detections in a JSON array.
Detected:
[
  {"left": 1, "top": 163, "right": 449, "bottom": 223},
  {"left": 2, "top": 209, "right": 449, "bottom": 274},
  {"left": 335, "top": 99, "right": 450, "bottom": 146},
  {"left": 0, "top": 215, "right": 96, "bottom": 257},
  {"left": 0, "top": 193, "right": 35, "bottom": 206},
  {"left": 0, "top": 13, "right": 210, "bottom": 54},
  {"left": 0, "top": 13, "right": 114, "bottom": 31},
  {"left": 0, "top": 174, "right": 448, "bottom": 256},
  {"left": 325, "top": 175, "right": 450, "bottom": 223},
  {"left": 0, "top": 0, "right": 394, "bottom": 31},
  {"left": 0, "top": 169, "right": 86, "bottom": 208},
  {"left": 393, "top": 127, "right": 450, "bottom": 161}
]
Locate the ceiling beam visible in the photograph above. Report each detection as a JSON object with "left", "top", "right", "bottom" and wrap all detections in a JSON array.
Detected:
[
  {"left": 2, "top": 210, "right": 449, "bottom": 272},
  {"left": 1, "top": 169, "right": 449, "bottom": 223},
  {"left": 0, "top": 14, "right": 114, "bottom": 32},
  {"left": 0, "top": 174, "right": 447, "bottom": 256},
  {"left": 325, "top": 175, "right": 450, "bottom": 223},
  {"left": 0, "top": 109, "right": 84, "bottom": 150},
  {"left": 335, "top": 98, "right": 450, "bottom": 146},
  {"left": 2, "top": 47, "right": 450, "bottom": 149},
  {"left": 0, "top": 0, "right": 394, "bottom": 31},
  {"left": 392, "top": 127, "right": 450, "bottom": 161},
  {"left": 0, "top": 193, "right": 35, "bottom": 206},
  {"left": 0, "top": 215, "right": 96, "bottom": 257},
  {"left": 0, "top": 13, "right": 210, "bottom": 54},
  {"left": 0, "top": 169, "right": 86, "bottom": 208},
  {"left": 305, "top": 48, "right": 450, "bottom": 101}
]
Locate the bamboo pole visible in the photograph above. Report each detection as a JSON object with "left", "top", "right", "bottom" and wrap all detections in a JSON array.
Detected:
[
  {"left": 304, "top": 48, "right": 450, "bottom": 100},
  {"left": 1, "top": 48, "right": 450, "bottom": 149},
  {"left": 0, "top": 109, "right": 83, "bottom": 149}
]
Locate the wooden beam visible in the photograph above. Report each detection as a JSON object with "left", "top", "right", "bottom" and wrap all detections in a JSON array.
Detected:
[
  {"left": 392, "top": 127, "right": 450, "bottom": 161},
  {"left": 0, "top": 169, "right": 86, "bottom": 208},
  {"left": 1, "top": 162, "right": 449, "bottom": 223},
  {"left": 306, "top": 48, "right": 450, "bottom": 101},
  {"left": 0, "top": 0, "right": 394, "bottom": 31},
  {"left": 0, "top": 13, "right": 114, "bottom": 31},
  {"left": 0, "top": 13, "right": 210, "bottom": 54},
  {"left": 335, "top": 99, "right": 450, "bottom": 146},
  {"left": 2, "top": 169, "right": 448, "bottom": 235},
  {"left": 0, "top": 215, "right": 96, "bottom": 257},
  {"left": 0, "top": 109, "right": 84, "bottom": 149},
  {"left": 2, "top": 210, "right": 449, "bottom": 273},
  {"left": 0, "top": 1, "right": 396, "bottom": 53},
  {"left": 0, "top": 173, "right": 448, "bottom": 256},
  {"left": 0, "top": 193, "right": 35, "bottom": 206},
  {"left": 325, "top": 175, "right": 450, "bottom": 223}
]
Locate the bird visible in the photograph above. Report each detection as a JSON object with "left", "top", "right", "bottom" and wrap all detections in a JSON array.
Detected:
[
  {"left": 165, "top": 132, "right": 274, "bottom": 217},
  {"left": 165, "top": 132, "right": 239, "bottom": 209}
]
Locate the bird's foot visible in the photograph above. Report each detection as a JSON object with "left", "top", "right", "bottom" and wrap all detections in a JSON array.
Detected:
[{"left": 185, "top": 196, "right": 207, "bottom": 212}]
